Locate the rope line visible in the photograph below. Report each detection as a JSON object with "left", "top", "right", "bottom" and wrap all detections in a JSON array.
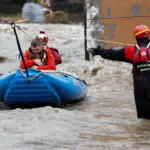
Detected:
[
  {"left": 68, "top": 15, "right": 150, "bottom": 21},
  {"left": 0, "top": 24, "right": 133, "bottom": 46},
  {"left": 93, "top": 38, "right": 133, "bottom": 46}
]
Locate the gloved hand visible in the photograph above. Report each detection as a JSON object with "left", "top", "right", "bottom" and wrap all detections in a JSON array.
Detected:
[{"left": 89, "top": 46, "right": 103, "bottom": 56}]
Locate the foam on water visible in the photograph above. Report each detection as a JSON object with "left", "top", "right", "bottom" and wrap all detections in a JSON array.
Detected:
[{"left": 0, "top": 3, "right": 149, "bottom": 149}]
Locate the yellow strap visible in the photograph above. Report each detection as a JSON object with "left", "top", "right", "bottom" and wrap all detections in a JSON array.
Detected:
[{"left": 135, "top": 29, "right": 150, "bottom": 36}]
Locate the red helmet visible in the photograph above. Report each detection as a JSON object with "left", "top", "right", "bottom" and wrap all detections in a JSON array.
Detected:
[
  {"left": 134, "top": 25, "right": 150, "bottom": 38},
  {"left": 36, "top": 31, "right": 48, "bottom": 44}
]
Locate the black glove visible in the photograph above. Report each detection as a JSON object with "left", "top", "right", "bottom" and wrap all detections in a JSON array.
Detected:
[{"left": 89, "top": 46, "right": 103, "bottom": 56}]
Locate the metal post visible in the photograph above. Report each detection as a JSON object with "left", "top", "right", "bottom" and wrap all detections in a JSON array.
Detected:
[
  {"left": 11, "top": 23, "right": 29, "bottom": 80},
  {"left": 83, "top": 0, "right": 90, "bottom": 60}
]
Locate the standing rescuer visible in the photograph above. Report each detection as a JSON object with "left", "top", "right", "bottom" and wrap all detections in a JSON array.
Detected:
[{"left": 89, "top": 25, "right": 150, "bottom": 119}]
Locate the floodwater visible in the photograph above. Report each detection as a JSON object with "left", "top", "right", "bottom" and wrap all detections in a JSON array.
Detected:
[{"left": 0, "top": 24, "right": 150, "bottom": 150}]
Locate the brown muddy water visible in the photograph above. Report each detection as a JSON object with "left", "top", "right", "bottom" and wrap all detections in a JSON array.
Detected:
[{"left": 0, "top": 24, "right": 150, "bottom": 150}]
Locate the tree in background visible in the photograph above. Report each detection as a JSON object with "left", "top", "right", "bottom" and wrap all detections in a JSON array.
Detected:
[
  {"left": 0, "top": 0, "right": 27, "bottom": 15},
  {"left": 0, "top": 0, "right": 84, "bottom": 24},
  {"left": 50, "top": 0, "right": 84, "bottom": 23}
]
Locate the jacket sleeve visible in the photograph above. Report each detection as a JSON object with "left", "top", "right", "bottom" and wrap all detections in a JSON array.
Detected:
[
  {"left": 124, "top": 45, "right": 135, "bottom": 63},
  {"left": 50, "top": 47, "right": 62, "bottom": 65},
  {"left": 37, "top": 50, "right": 56, "bottom": 70},
  {"left": 20, "top": 50, "right": 35, "bottom": 69},
  {"left": 99, "top": 47, "right": 131, "bottom": 63}
]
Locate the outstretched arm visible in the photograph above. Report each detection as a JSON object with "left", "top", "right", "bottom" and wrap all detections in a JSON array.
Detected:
[{"left": 90, "top": 46, "right": 130, "bottom": 62}]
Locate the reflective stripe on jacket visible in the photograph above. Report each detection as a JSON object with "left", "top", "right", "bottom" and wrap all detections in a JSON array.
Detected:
[{"left": 124, "top": 45, "right": 150, "bottom": 72}]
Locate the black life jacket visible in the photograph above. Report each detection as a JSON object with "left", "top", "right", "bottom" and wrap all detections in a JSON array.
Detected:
[{"left": 132, "top": 43, "right": 150, "bottom": 72}]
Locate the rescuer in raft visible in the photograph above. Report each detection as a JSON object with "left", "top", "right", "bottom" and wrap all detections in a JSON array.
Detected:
[
  {"left": 36, "top": 31, "right": 62, "bottom": 65},
  {"left": 20, "top": 38, "right": 56, "bottom": 70}
]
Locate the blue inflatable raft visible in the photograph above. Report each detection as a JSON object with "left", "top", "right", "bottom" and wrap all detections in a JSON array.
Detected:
[{"left": 0, "top": 69, "right": 87, "bottom": 106}]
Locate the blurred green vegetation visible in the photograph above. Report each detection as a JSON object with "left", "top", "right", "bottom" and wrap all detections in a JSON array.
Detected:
[
  {"left": 0, "top": 4, "right": 21, "bottom": 15},
  {"left": 45, "top": 10, "right": 70, "bottom": 24},
  {"left": 0, "top": 0, "right": 26, "bottom": 15},
  {"left": 0, "top": 0, "right": 84, "bottom": 24},
  {"left": 51, "top": 0, "right": 84, "bottom": 22},
  {"left": 27, "top": 0, "right": 40, "bottom": 3}
]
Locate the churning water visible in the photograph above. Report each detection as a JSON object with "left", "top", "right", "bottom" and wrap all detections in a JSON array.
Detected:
[{"left": 0, "top": 23, "right": 150, "bottom": 150}]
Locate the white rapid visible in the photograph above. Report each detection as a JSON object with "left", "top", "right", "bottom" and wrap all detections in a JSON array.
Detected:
[{"left": 0, "top": 23, "right": 150, "bottom": 150}]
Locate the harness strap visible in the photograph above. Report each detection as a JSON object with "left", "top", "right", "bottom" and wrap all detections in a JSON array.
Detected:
[
  {"left": 146, "top": 42, "right": 150, "bottom": 49},
  {"left": 135, "top": 43, "right": 150, "bottom": 62},
  {"left": 135, "top": 44, "right": 142, "bottom": 62},
  {"left": 135, "top": 44, "right": 140, "bottom": 50}
]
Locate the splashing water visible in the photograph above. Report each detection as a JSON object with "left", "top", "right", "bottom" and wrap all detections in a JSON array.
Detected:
[
  {"left": 0, "top": 2, "right": 149, "bottom": 149},
  {"left": 0, "top": 23, "right": 149, "bottom": 150}
]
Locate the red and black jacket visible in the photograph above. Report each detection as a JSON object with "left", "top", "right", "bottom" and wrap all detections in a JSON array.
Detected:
[{"left": 98, "top": 44, "right": 150, "bottom": 72}]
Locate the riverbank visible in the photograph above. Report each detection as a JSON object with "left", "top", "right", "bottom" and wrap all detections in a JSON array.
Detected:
[{"left": 0, "top": 16, "right": 29, "bottom": 23}]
